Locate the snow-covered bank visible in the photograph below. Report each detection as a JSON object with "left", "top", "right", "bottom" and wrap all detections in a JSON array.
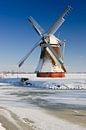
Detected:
[
  {"left": 18, "top": 73, "right": 86, "bottom": 89},
  {"left": 0, "top": 107, "right": 33, "bottom": 130},
  {"left": 7, "top": 106, "right": 86, "bottom": 130},
  {"left": 0, "top": 73, "right": 86, "bottom": 89}
]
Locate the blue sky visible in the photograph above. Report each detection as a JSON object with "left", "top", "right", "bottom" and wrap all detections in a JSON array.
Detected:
[{"left": 0, "top": 0, "right": 86, "bottom": 72}]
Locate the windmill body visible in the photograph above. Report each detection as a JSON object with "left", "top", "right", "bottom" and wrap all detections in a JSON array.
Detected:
[
  {"left": 18, "top": 6, "right": 71, "bottom": 78},
  {"left": 36, "top": 34, "right": 65, "bottom": 77}
]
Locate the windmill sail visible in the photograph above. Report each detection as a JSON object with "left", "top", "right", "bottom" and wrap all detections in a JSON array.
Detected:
[
  {"left": 18, "top": 40, "right": 41, "bottom": 67},
  {"left": 47, "top": 6, "right": 71, "bottom": 35},
  {"left": 28, "top": 16, "right": 45, "bottom": 36},
  {"left": 47, "top": 18, "right": 65, "bottom": 35}
]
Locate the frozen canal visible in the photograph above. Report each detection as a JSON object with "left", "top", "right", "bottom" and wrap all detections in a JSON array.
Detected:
[
  {"left": 0, "top": 80, "right": 86, "bottom": 109},
  {"left": 0, "top": 77, "right": 86, "bottom": 130}
]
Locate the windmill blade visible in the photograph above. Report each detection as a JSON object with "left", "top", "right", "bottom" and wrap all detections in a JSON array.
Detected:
[
  {"left": 47, "top": 17, "right": 65, "bottom": 35},
  {"left": 43, "top": 40, "right": 63, "bottom": 66},
  {"left": 18, "top": 40, "right": 42, "bottom": 68},
  {"left": 28, "top": 16, "right": 45, "bottom": 36},
  {"left": 47, "top": 6, "right": 72, "bottom": 35}
]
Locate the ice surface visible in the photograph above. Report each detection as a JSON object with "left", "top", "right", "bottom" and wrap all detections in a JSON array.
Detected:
[
  {"left": 0, "top": 108, "right": 21, "bottom": 129},
  {"left": 0, "top": 73, "right": 86, "bottom": 130},
  {"left": 7, "top": 107, "right": 86, "bottom": 130}
]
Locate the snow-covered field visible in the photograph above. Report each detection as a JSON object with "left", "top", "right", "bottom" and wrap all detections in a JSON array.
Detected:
[
  {"left": 0, "top": 73, "right": 86, "bottom": 89},
  {"left": 0, "top": 73, "right": 86, "bottom": 130}
]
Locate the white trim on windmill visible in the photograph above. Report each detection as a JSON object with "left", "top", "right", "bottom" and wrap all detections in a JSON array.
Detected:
[{"left": 18, "top": 6, "right": 72, "bottom": 77}]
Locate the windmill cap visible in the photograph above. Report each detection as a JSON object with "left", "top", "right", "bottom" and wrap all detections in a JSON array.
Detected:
[{"left": 45, "top": 34, "right": 61, "bottom": 45}]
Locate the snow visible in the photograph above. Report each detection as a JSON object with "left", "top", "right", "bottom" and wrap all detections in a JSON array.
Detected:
[
  {"left": 7, "top": 107, "right": 86, "bottom": 130},
  {"left": 0, "top": 73, "right": 86, "bottom": 89},
  {"left": 26, "top": 73, "right": 86, "bottom": 89},
  {"left": 0, "top": 123, "right": 6, "bottom": 130},
  {"left": 0, "top": 73, "right": 86, "bottom": 130},
  {"left": 0, "top": 109, "right": 21, "bottom": 129}
]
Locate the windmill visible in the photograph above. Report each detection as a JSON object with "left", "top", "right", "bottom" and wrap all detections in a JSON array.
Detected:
[{"left": 18, "top": 6, "right": 72, "bottom": 78}]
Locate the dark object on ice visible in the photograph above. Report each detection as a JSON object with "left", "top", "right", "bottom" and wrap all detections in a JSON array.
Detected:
[
  {"left": 58, "top": 85, "right": 60, "bottom": 88},
  {"left": 21, "top": 78, "right": 29, "bottom": 83},
  {"left": 20, "top": 78, "right": 32, "bottom": 86}
]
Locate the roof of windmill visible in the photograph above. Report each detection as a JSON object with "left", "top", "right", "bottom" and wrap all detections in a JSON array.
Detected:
[{"left": 48, "top": 34, "right": 61, "bottom": 45}]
